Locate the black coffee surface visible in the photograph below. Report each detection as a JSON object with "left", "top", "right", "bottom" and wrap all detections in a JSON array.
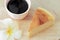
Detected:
[{"left": 7, "top": 0, "right": 28, "bottom": 14}]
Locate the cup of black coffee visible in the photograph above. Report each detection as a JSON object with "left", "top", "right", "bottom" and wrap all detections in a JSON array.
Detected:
[{"left": 5, "top": 0, "right": 31, "bottom": 19}]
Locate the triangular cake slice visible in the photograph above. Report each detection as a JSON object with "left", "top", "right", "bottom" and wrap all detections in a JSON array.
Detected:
[{"left": 28, "top": 8, "right": 55, "bottom": 37}]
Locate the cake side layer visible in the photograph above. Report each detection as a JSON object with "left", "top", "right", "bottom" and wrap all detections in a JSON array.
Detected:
[
  {"left": 28, "top": 21, "right": 54, "bottom": 37},
  {"left": 29, "top": 7, "right": 55, "bottom": 31},
  {"left": 28, "top": 7, "right": 55, "bottom": 37}
]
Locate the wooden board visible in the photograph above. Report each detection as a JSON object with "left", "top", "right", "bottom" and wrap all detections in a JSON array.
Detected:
[
  {"left": 0, "top": 0, "right": 60, "bottom": 40},
  {"left": 15, "top": 15, "right": 60, "bottom": 40}
]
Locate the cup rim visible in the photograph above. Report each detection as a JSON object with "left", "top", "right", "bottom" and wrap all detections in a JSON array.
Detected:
[{"left": 4, "top": 0, "right": 31, "bottom": 15}]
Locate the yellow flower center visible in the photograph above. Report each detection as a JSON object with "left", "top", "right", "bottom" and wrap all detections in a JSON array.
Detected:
[{"left": 6, "top": 26, "right": 13, "bottom": 36}]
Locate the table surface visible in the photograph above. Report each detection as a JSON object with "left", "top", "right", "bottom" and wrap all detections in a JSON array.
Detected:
[{"left": 0, "top": 0, "right": 60, "bottom": 40}]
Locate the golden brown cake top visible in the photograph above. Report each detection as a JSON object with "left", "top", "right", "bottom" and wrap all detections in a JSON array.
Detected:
[{"left": 29, "top": 8, "right": 52, "bottom": 31}]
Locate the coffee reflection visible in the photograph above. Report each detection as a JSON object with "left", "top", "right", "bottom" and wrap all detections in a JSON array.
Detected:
[{"left": 7, "top": 0, "right": 28, "bottom": 14}]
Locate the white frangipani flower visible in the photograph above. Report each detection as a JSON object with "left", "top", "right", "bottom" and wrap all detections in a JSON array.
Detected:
[{"left": 0, "top": 18, "right": 22, "bottom": 40}]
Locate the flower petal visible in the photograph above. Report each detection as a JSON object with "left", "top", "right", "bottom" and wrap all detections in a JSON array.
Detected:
[
  {"left": 0, "top": 30, "right": 8, "bottom": 40},
  {"left": 0, "top": 20, "right": 6, "bottom": 30},
  {"left": 2, "top": 18, "right": 18, "bottom": 30},
  {"left": 7, "top": 35, "right": 14, "bottom": 40},
  {"left": 13, "top": 30, "right": 22, "bottom": 40},
  {"left": 3, "top": 18, "right": 13, "bottom": 25}
]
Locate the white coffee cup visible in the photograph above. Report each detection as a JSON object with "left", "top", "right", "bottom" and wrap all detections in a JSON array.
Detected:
[{"left": 4, "top": 0, "right": 31, "bottom": 19}]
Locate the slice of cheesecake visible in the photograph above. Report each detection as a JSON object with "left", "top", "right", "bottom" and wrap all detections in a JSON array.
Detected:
[{"left": 28, "top": 8, "right": 55, "bottom": 37}]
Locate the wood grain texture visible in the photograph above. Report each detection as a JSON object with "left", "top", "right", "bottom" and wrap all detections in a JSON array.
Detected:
[{"left": 0, "top": 0, "right": 60, "bottom": 40}]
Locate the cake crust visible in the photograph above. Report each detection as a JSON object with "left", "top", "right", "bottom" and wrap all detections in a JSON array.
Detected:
[{"left": 28, "top": 7, "right": 55, "bottom": 37}]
